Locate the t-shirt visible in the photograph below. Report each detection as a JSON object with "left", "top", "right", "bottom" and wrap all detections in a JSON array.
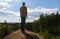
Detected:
[{"left": 20, "top": 6, "right": 27, "bottom": 17}]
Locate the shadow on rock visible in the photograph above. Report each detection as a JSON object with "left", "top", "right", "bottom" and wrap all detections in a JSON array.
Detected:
[{"left": 24, "top": 32, "right": 39, "bottom": 39}]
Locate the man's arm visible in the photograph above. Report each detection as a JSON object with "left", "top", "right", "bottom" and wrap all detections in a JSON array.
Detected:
[
  {"left": 20, "top": 7, "right": 22, "bottom": 17},
  {"left": 25, "top": 7, "right": 27, "bottom": 17}
]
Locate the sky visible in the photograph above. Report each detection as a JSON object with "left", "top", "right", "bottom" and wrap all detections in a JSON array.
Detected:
[{"left": 0, "top": 0, "right": 60, "bottom": 23}]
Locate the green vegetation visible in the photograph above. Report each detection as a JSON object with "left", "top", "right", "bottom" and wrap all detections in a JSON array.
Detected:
[
  {"left": 0, "top": 23, "right": 20, "bottom": 39},
  {"left": 0, "top": 11, "right": 60, "bottom": 39},
  {"left": 25, "top": 11, "right": 60, "bottom": 39}
]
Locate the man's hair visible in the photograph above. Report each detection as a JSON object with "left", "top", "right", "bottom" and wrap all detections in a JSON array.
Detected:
[{"left": 22, "top": 2, "right": 25, "bottom": 5}]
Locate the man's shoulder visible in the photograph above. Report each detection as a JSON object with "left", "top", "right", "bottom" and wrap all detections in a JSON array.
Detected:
[
  {"left": 20, "top": 6, "right": 23, "bottom": 8},
  {"left": 24, "top": 6, "right": 27, "bottom": 9},
  {"left": 20, "top": 6, "right": 27, "bottom": 10},
  {"left": 25, "top": 6, "right": 27, "bottom": 8},
  {"left": 21, "top": 6, "right": 27, "bottom": 8}
]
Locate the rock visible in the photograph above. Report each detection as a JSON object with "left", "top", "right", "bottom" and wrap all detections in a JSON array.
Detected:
[{"left": 3, "top": 29, "right": 44, "bottom": 39}]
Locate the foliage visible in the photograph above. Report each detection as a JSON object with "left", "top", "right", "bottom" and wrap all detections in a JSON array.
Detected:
[{"left": 0, "top": 23, "right": 20, "bottom": 39}]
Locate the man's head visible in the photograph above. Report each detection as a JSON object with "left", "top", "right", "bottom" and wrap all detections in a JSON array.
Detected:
[{"left": 22, "top": 2, "right": 25, "bottom": 6}]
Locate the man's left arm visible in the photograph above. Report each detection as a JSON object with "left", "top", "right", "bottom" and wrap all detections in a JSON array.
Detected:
[{"left": 26, "top": 7, "right": 27, "bottom": 17}]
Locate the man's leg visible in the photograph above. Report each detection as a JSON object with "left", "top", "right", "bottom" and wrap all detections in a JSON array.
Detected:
[{"left": 21, "top": 17, "right": 26, "bottom": 34}]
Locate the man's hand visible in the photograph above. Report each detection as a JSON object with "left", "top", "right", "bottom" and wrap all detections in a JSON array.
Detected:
[{"left": 26, "top": 16, "right": 28, "bottom": 18}]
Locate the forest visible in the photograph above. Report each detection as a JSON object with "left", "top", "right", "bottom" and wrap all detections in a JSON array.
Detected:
[{"left": 0, "top": 11, "right": 60, "bottom": 39}]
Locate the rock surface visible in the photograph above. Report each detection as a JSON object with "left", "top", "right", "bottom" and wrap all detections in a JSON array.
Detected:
[{"left": 3, "top": 29, "right": 44, "bottom": 39}]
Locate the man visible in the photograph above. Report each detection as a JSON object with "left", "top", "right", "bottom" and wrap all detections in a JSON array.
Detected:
[{"left": 20, "top": 2, "right": 27, "bottom": 34}]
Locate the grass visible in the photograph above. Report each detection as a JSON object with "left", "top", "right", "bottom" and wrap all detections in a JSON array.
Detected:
[{"left": 39, "top": 30, "right": 60, "bottom": 39}]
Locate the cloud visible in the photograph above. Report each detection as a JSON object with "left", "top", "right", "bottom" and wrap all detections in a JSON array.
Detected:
[
  {"left": 4, "top": 0, "right": 12, "bottom": 2},
  {"left": 26, "top": 16, "right": 39, "bottom": 22},
  {"left": 14, "top": 0, "right": 21, "bottom": 2},
  {"left": 0, "top": 8, "right": 39, "bottom": 23},
  {"left": 0, "top": 16, "right": 20, "bottom": 23},
  {"left": 0, "top": 0, "right": 12, "bottom": 7},
  {"left": 28, "top": 7, "right": 59, "bottom": 14},
  {"left": 0, "top": 9, "right": 20, "bottom": 16},
  {"left": 2, "top": 7, "right": 7, "bottom": 10},
  {"left": 0, "top": 16, "right": 5, "bottom": 22},
  {"left": 0, "top": 6, "right": 59, "bottom": 23},
  {"left": 0, "top": 8, "right": 20, "bottom": 23},
  {"left": 0, "top": 1, "right": 8, "bottom": 6}
]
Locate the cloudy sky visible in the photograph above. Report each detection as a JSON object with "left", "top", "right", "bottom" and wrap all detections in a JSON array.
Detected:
[{"left": 0, "top": 0, "right": 60, "bottom": 23}]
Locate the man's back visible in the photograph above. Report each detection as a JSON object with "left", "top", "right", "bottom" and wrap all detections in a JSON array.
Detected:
[{"left": 20, "top": 6, "right": 27, "bottom": 17}]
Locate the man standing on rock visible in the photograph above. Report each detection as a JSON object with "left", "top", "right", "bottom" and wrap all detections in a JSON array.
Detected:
[{"left": 20, "top": 2, "right": 27, "bottom": 34}]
